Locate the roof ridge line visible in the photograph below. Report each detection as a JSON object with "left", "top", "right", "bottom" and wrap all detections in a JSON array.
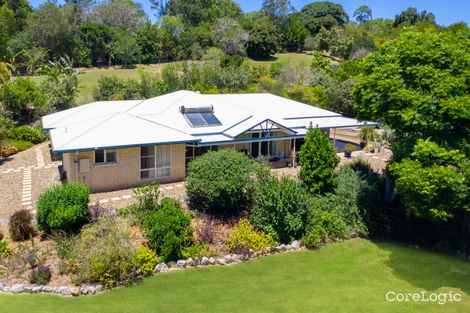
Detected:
[
  {"left": 55, "top": 111, "right": 123, "bottom": 151},
  {"left": 134, "top": 115, "right": 192, "bottom": 136}
]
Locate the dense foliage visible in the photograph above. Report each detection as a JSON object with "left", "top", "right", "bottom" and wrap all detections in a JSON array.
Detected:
[
  {"left": 299, "top": 127, "right": 339, "bottom": 194},
  {"left": 251, "top": 173, "right": 312, "bottom": 243},
  {"left": 142, "top": 198, "right": 194, "bottom": 261},
  {"left": 36, "top": 183, "right": 90, "bottom": 233},
  {"left": 9, "top": 209, "right": 35, "bottom": 241},
  {"left": 186, "top": 149, "right": 255, "bottom": 215},
  {"left": 227, "top": 219, "right": 276, "bottom": 253}
]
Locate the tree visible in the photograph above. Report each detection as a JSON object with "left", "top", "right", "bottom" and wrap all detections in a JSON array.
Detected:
[
  {"left": 78, "top": 23, "right": 115, "bottom": 66},
  {"left": 300, "top": 1, "right": 348, "bottom": 35},
  {"left": 353, "top": 28, "right": 470, "bottom": 220},
  {"left": 393, "top": 7, "right": 435, "bottom": 27},
  {"left": 353, "top": 5, "right": 372, "bottom": 24},
  {"left": 88, "top": 0, "right": 148, "bottom": 33},
  {"left": 261, "top": 0, "right": 293, "bottom": 18},
  {"left": 213, "top": 18, "right": 248, "bottom": 55},
  {"left": 0, "top": 78, "right": 46, "bottom": 124},
  {"left": 299, "top": 127, "right": 340, "bottom": 194},
  {"left": 0, "top": 4, "right": 15, "bottom": 59},
  {"left": 246, "top": 19, "right": 279, "bottom": 59},
  {"left": 162, "top": 0, "right": 242, "bottom": 27},
  {"left": 285, "top": 14, "right": 309, "bottom": 51},
  {"left": 38, "top": 57, "right": 78, "bottom": 112},
  {"left": 25, "top": 3, "right": 74, "bottom": 57},
  {"left": 112, "top": 32, "right": 142, "bottom": 67}
]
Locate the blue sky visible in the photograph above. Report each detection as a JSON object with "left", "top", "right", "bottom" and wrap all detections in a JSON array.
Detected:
[{"left": 29, "top": 0, "right": 469, "bottom": 26}]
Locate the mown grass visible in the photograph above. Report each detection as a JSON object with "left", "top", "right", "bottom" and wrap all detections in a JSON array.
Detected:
[
  {"left": 1, "top": 239, "right": 469, "bottom": 313},
  {"left": 30, "top": 53, "right": 314, "bottom": 104}
]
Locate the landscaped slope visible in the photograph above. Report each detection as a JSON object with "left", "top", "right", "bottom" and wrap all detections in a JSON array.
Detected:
[{"left": 2, "top": 239, "right": 469, "bottom": 313}]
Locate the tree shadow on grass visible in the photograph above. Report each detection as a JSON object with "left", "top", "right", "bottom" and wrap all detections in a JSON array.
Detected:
[
  {"left": 373, "top": 239, "right": 470, "bottom": 294},
  {"left": 248, "top": 55, "right": 278, "bottom": 62}
]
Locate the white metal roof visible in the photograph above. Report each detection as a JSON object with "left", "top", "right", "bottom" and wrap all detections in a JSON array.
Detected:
[{"left": 43, "top": 90, "right": 378, "bottom": 153}]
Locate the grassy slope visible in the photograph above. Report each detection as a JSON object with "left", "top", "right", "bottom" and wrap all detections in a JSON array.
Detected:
[
  {"left": 1, "top": 239, "right": 469, "bottom": 313},
  {"left": 31, "top": 53, "right": 314, "bottom": 105}
]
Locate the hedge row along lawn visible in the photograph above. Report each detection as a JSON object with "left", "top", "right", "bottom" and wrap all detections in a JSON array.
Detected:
[{"left": 2, "top": 239, "right": 469, "bottom": 313}]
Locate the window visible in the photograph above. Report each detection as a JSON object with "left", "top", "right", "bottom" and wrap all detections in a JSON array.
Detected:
[
  {"left": 95, "top": 149, "right": 116, "bottom": 164},
  {"left": 141, "top": 145, "right": 170, "bottom": 179},
  {"left": 184, "top": 112, "right": 221, "bottom": 127}
]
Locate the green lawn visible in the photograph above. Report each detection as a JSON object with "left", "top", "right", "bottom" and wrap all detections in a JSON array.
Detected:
[
  {"left": 1, "top": 239, "right": 469, "bottom": 313},
  {"left": 31, "top": 53, "right": 313, "bottom": 104}
]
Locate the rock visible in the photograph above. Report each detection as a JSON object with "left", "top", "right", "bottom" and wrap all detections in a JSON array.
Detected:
[
  {"left": 71, "top": 287, "right": 81, "bottom": 297},
  {"left": 0, "top": 283, "right": 3, "bottom": 290},
  {"left": 23, "top": 286, "right": 33, "bottom": 293},
  {"left": 83, "top": 286, "right": 96, "bottom": 295},
  {"left": 3, "top": 286, "right": 11, "bottom": 293},
  {"left": 32, "top": 285, "right": 43, "bottom": 293},
  {"left": 177, "top": 260, "right": 186, "bottom": 269},
  {"left": 95, "top": 285, "right": 104, "bottom": 292},
  {"left": 275, "top": 244, "right": 286, "bottom": 252},
  {"left": 291, "top": 240, "right": 301, "bottom": 250},
  {"left": 224, "top": 255, "right": 233, "bottom": 264},
  {"left": 216, "top": 258, "right": 226, "bottom": 265},
  {"left": 200, "top": 256, "right": 209, "bottom": 265},
  {"left": 42, "top": 286, "right": 53, "bottom": 293},
  {"left": 167, "top": 261, "right": 176, "bottom": 268},
  {"left": 252, "top": 252, "right": 258, "bottom": 258},
  {"left": 249, "top": 249, "right": 254, "bottom": 255},
  {"left": 59, "top": 286, "right": 71, "bottom": 296},
  {"left": 193, "top": 258, "right": 200, "bottom": 266},
  {"left": 266, "top": 247, "right": 272, "bottom": 254},
  {"left": 209, "top": 257, "right": 216, "bottom": 265},
  {"left": 153, "top": 263, "right": 161, "bottom": 273},
  {"left": 160, "top": 263, "right": 169, "bottom": 272},
  {"left": 231, "top": 254, "right": 240, "bottom": 262},
  {"left": 186, "top": 258, "right": 194, "bottom": 267},
  {"left": 285, "top": 244, "right": 293, "bottom": 250},
  {"left": 11, "top": 284, "right": 25, "bottom": 294}
]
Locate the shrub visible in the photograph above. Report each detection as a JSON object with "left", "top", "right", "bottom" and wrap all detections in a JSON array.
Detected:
[
  {"left": 132, "top": 182, "right": 160, "bottom": 212},
  {"left": 10, "top": 125, "right": 47, "bottom": 144},
  {"left": 142, "top": 198, "right": 194, "bottom": 261},
  {"left": 227, "top": 219, "right": 275, "bottom": 253},
  {"left": 0, "top": 115, "right": 15, "bottom": 140},
  {"left": 75, "top": 217, "right": 137, "bottom": 287},
  {"left": 0, "top": 239, "right": 10, "bottom": 256},
  {"left": 343, "top": 143, "right": 356, "bottom": 153},
  {"left": 299, "top": 127, "right": 340, "bottom": 194},
  {"left": 9, "top": 209, "right": 35, "bottom": 241},
  {"left": 29, "top": 264, "right": 52, "bottom": 285},
  {"left": 251, "top": 175, "right": 312, "bottom": 243},
  {"left": 0, "top": 145, "right": 18, "bottom": 157},
  {"left": 36, "top": 183, "right": 90, "bottom": 233},
  {"left": 181, "top": 243, "right": 218, "bottom": 259},
  {"left": 93, "top": 76, "right": 141, "bottom": 100},
  {"left": 186, "top": 149, "right": 255, "bottom": 216},
  {"left": 302, "top": 209, "right": 347, "bottom": 248},
  {"left": 135, "top": 245, "right": 160, "bottom": 277},
  {"left": 8, "top": 140, "right": 34, "bottom": 151}
]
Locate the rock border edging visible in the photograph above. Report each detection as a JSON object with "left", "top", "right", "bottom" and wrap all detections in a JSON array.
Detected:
[{"left": 0, "top": 240, "right": 303, "bottom": 297}]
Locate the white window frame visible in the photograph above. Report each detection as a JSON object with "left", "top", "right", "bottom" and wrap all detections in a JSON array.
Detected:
[
  {"left": 141, "top": 145, "right": 171, "bottom": 180},
  {"left": 95, "top": 149, "right": 117, "bottom": 164}
]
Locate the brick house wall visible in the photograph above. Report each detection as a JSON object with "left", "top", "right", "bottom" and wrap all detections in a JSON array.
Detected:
[{"left": 62, "top": 144, "right": 186, "bottom": 192}]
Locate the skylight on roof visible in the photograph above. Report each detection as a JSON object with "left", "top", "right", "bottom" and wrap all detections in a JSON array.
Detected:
[{"left": 180, "top": 104, "right": 222, "bottom": 127}]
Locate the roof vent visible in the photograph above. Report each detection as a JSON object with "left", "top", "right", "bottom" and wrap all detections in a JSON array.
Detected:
[{"left": 179, "top": 104, "right": 213, "bottom": 114}]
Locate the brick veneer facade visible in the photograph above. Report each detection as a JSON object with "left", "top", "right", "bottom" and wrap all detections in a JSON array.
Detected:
[{"left": 62, "top": 144, "right": 186, "bottom": 192}]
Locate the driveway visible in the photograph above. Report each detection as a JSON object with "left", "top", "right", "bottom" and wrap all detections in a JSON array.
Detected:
[{"left": 0, "top": 142, "right": 61, "bottom": 225}]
